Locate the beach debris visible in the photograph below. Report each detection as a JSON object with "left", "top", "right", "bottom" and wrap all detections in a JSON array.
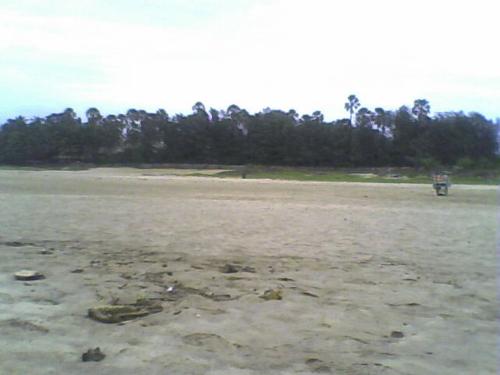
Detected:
[
  {"left": 70, "top": 268, "right": 84, "bottom": 273},
  {"left": 14, "top": 270, "right": 45, "bottom": 281},
  {"left": 225, "top": 276, "right": 245, "bottom": 281},
  {"left": 88, "top": 300, "right": 163, "bottom": 323},
  {"left": 241, "top": 266, "right": 256, "bottom": 273},
  {"left": 162, "top": 282, "right": 238, "bottom": 302},
  {"left": 260, "top": 289, "right": 282, "bottom": 301},
  {"left": 301, "top": 291, "right": 319, "bottom": 298},
  {"left": 4, "top": 241, "right": 27, "bottom": 247},
  {"left": 390, "top": 331, "right": 404, "bottom": 338},
  {"left": 220, "top": 264, "right": 240, "bottom": 273},
  {"left": 82, "top": 347, "right": 105, "bottom": 362},
  {"left": 219, "top": 264, "right": 255, "bottom": 274},
  {"left": 162, "top": 283, "right": 203, "bottom": 301},
  {"left": 39, "top": 249, "right": 53, "bottom": 255},
  {"left": 206, "top": 293, "right": 232, "bottom": 302},
  {"left": 277, "top": 277, "right": 295, "bottom": 282}
]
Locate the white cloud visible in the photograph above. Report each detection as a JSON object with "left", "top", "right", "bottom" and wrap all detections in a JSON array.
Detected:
[{"left": 0, "top": 0, "right": 499, "bottom": 121}]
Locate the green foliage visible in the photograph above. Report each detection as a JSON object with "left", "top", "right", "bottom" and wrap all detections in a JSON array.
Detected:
[
  {"left": 0, "top": 101, "right": 498, "bottom": 168},
  {"left": 212, "top": 166, "right": 498, "bottom": 185},
  {"left": 417, "top": 157, "right": 440, "bottom": 171},
  {"left": 455, "top": 157, "right": 475, "bottom": 170}
]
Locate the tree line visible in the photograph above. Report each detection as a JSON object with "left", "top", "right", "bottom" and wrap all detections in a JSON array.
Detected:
[{"left": 0, "top": 96, "right": 497, "bottom": 167}]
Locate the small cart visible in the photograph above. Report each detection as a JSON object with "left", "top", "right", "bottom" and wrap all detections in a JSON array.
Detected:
[{"left": 432, "top": 174, "right": 450, "bottom": 196}]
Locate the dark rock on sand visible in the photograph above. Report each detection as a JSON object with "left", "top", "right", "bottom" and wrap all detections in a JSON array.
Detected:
[
  {"left": 390, "top": 331, "right": 404, "bottom": 338},
  {"left": 82, "top": 347, "right": 105, "bottom": 362},
  {"left": 220, "top": 264, "right": 240, "bottom": 273}
]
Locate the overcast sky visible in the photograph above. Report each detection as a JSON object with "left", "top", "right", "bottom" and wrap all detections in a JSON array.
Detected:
[{"left": 1, "top": 0, "right": 499, "bottom": 123}]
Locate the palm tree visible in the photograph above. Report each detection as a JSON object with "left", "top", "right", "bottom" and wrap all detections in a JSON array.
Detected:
[{"left": 344, "top": 95, "right": 360, "bottom": 126}]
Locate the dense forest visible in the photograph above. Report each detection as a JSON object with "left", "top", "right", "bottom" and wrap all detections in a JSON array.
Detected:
[{"left": 0, "top": 96, "right": 498, "bottom": 168}]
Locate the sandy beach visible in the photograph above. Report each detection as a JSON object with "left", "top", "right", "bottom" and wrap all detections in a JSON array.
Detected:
[{"left": 0, "top": 168, "right": 497, "bottom": 374}]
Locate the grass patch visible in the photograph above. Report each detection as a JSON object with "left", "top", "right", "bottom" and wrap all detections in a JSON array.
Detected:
[
  {"left": 1, "top": 163, "right": 497, "bottom": 185},
  {"left": 209, "top": 166, "right": 499, "bottom": 185}
]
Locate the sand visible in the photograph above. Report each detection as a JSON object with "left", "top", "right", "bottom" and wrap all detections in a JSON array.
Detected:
[{"left": 0, "top": 168, "right": 497, "bottom": 374}]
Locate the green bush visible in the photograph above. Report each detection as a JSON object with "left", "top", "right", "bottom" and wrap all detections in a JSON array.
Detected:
[
  {"left": 475, "top": 158, "right": 495, "bottom": 170},
  {"left": 418, "top": 157, "right": 440, "bottom": 171},
  {"left": 455, "top": 157, "right": 475, "bottom": 170}
]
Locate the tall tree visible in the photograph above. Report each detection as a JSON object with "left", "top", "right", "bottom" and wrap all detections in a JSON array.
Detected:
[
  {"left": 412, "top": 99, "right": 431, "bottom": 123},
  {"left": 85, "top": 107, "right": 102, "bottom": 125},
  {"left": 344, "top": 95, "right": 360, "bottom": 126},
  {"left": 373, "top": 107, "right": 393, "bottom": 135},
  {"left": 192, "top": 101, "right": 207, "bottom": 115},
  {"left": 355, "top": 107, "right": 374, "bottom": 128}
]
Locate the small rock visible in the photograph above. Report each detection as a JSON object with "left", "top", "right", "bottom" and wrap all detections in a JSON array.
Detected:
[
  {"left": 390, "top": 331, "right": 404, "bottom": 338},
  {"left": 14, "top": 270, "right": 45, "bottom": 281},
  {"left": 70, "top": 269, "right": 84, "bottom": 273},
  {"left": 82, "top": 347, "right": 105, "bottom": 362},
  {"left": 260, "top": 289, "right": 282, "bottom": 301},
  {"left": 220, "top": 264, "right": 240, "bottom": 274},
  {"left": 306, "top": 358, "right": 322, "bottom": 365}
]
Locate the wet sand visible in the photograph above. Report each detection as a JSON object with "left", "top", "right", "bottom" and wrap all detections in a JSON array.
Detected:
[{"left": 0, "top": 169, "right": 497, "bottom": 374}]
